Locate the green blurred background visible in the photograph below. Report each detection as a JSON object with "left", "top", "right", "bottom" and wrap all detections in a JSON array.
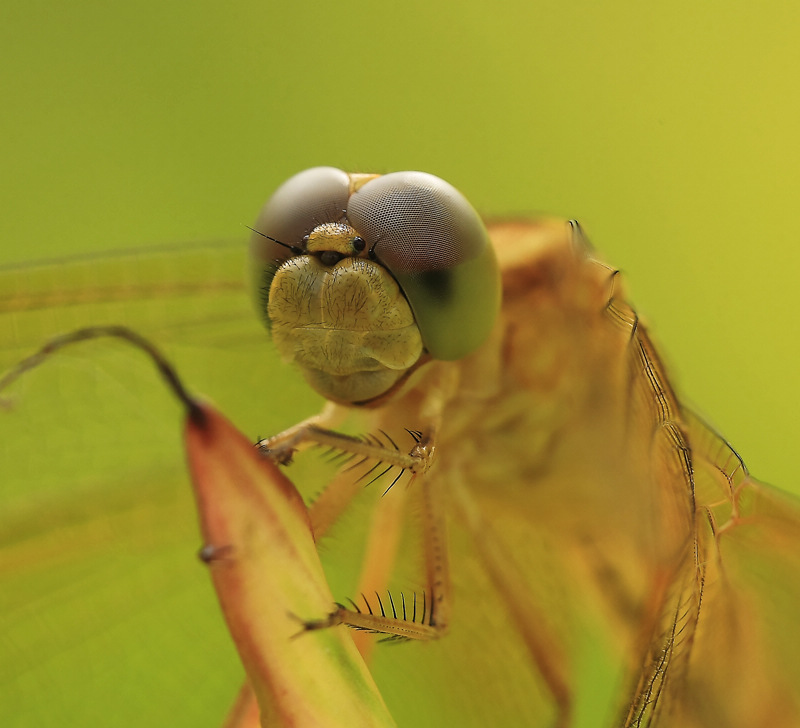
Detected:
[{"left": 1, "top": 0, "right": 799, "bottom": 726}]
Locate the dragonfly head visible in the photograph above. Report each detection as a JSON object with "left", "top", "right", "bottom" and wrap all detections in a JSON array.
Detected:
[{"left": 250, "top": 167, "right": 501, "bottom": 405}]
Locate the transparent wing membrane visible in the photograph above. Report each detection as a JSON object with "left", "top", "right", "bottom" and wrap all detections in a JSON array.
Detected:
[{"left": 0, "top": 240, "right": 253, "bottom": 360}]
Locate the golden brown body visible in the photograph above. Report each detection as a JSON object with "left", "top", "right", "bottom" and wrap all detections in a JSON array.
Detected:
[{"left": 298, "top": 219, "right": 800, "bottom": 726}]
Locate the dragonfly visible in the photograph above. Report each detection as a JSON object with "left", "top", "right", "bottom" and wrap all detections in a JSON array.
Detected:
[{"left": 2, "top": 167, "right": 799, "bottom": 727}]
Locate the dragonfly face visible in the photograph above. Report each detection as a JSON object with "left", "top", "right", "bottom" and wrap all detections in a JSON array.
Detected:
[{"left": 249, "top": 167, "right": 500, "bottom": 403}]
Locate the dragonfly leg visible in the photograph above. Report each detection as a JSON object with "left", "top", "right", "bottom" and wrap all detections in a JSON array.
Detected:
[
  {"left": 253, "top": 402, "right": 343, "bottom": 463},
  {"left": 305, "top": 429, "right": 421, "bottom": 540},
  {"left": 257, "top": 411, "right": 445, "bottom": 640},
  {"left": 260, "top": 415, "right": 433, "bottom": 538},
  {"left": 302, "top": 473, "right": 449, "bottom": 640},
  {"left": 301, "top": 431, "right": 451, "bottom": 641},
  {"left": 256, "top": 420, "right": 425, "bottom": 472}
]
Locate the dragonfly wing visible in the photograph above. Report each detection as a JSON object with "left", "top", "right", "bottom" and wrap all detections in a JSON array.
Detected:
[
  {"left": 606, "top": 301, "right": 800, "bottom": 725},
  {"left": 665, "top": 412, "right": 800, "bottom": 727},
  {"left": 0, "top": 240, "right": 251, "bottom": 359},
  {"left": 603, "top": 267, "right": 800, "bottom": 727},
  {"left": 0, "top": 242, "right": 322, "bottom": 727}
]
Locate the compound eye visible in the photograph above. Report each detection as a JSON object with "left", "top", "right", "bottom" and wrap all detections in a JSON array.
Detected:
[
  {"left": 250, "top": 167, "right": 350, "bottom": 267},
  {"left": 346, "top": 171, "right": 500, "bottom": 361}
]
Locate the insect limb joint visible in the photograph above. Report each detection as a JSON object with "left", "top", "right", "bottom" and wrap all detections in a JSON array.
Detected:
[{"left": 257, "top": 422, "right": 435, "bottom": 474}]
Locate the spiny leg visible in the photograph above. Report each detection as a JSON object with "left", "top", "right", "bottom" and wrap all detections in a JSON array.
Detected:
[
  {"left": 264, "top": 426, "right": 451, "bottom": 641},
  {"left": 298, "top": 431, "right": 414, "bottom": 658},
  {"left": 315, "top": 468, "right": 451, "bottom": 641},
  {"left": 420, "top": 460, "right": 450, "bottom": 633},
  {"left": 305, "top": 485, "right": 451, "bottom": 639},
  {"left": 258, "top": 421, "right": 423, "bottom": 540},
  {"left": 348, "top": 480, "right": 410, "bottom": 659},
  {"left": 258, "top": 421, "right": 426, "bottom": 470}
]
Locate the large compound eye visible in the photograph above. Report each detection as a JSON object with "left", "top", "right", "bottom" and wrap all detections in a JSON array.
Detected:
[
  {"left": 250, "top": 166, "right": 350, "bottom": 267},
  {"left": 347, "top": 171, "right": 500, "bottom": 360}
]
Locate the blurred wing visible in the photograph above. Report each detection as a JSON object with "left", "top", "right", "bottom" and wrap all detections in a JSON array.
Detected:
[
  {"left": 668, "top": 412, "right": 800, "bottom": 727},
  {"left": 598, "top": 243, "right": 800, "bottom": 727},
  {"left": 0, "top": 240, "right": 254, "bottom": 359},
  {"left": 0, "top": 242, "right": 322, "bottom": 727},
  {"left": 603, "top": 263, "right": 800, "bottom": 726}
]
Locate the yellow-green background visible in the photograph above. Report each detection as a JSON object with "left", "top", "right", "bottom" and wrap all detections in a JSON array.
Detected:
[{"left": 1, "top": 1, "right": 798, "bottom": 726}]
